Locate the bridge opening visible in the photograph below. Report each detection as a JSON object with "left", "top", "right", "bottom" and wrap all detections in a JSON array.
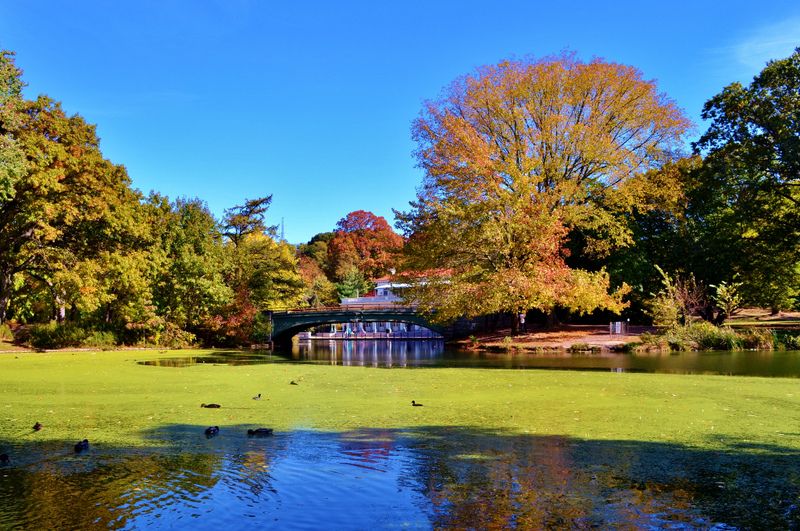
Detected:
[
  {"left": 296, "top": 320, "right": 443, "bottom": 341},
  {"left": 268, "top": 308, "right": 448, "bottom": 347}
]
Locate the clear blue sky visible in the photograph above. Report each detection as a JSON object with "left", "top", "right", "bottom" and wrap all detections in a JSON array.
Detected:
[{"left": 2, "top": 1, "right": 799, "bottom": 243}]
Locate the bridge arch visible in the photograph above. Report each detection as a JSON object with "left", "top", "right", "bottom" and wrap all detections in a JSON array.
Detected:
[{"left": 269, "top": 308, "right": 446, "bottom": 345}]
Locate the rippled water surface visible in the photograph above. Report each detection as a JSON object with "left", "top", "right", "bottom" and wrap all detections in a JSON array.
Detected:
[{"left": 3, "top": 427, "right": 799, "bottom": 529}]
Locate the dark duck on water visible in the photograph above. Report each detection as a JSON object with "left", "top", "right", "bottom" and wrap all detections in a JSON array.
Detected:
[
  {"left": 201, "top": 403, "right": 221, "bottom": 408},
  {"left": 247, "top": 428, "right": 274, "bottom": 437},
  {"left": 74, "top": 439, "right": 89, "bottom": 453}
]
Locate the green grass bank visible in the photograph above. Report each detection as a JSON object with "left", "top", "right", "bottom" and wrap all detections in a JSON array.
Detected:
[{"left": 1, "top": 349, "right": 799, "bottom": 452}]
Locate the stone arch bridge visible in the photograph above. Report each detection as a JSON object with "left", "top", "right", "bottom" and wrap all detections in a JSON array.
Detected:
[{"left": 268, "top": 306, "right": 477, "bottom": 346}]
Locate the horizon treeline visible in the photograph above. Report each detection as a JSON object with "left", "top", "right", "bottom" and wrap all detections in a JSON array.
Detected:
[{"left": 1, "top": 47, "right": 798, "bottom": 347}]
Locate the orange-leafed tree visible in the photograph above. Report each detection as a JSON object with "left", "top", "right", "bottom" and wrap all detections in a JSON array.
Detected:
[
  {"left": 327, "top": 210, "right": 404, "bottom": 281},
  {"left": 397, "top": 53, "right": 690, "bottom": 322}
]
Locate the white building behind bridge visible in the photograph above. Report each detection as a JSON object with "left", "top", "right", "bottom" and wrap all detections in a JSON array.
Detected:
[{"left": 340, "top": 275, "right": 409, "bottom": 308}]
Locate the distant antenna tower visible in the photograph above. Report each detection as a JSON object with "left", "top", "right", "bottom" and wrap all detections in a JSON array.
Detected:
[{"left": 280, "top": 217, "right": 285, "bottom": 241}]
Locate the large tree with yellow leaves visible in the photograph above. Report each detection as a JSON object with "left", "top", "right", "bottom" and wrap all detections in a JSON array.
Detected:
[{"left": 397, "top": 53, "right": 690, "bottom": 322}]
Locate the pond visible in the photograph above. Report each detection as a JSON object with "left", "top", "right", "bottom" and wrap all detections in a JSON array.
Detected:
[
  {"left": 140, "top": 340, "right": 800, "bottom": 377},
  {"left": 3, "top": 345, "right": 800, "bottom": 529},
  {"left": 2, "top": 427, "right": 798, "bottom": 529}
]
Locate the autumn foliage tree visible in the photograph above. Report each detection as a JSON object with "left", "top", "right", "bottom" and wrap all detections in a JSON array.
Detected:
[
  {"left": 398, "top": 54, "right": 690, "bottom": 322},
  {"left": 0, "top": 51, "right": 144, "bottom": 324},
  {"left": 327, "top": 210, "right": 404, "bottom": 280}
]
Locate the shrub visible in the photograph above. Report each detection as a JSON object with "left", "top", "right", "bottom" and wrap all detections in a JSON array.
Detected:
[
  {"left": 695, "top": 323, "right": 741, "bottom": 350},
  {"left": 710, "top": 281, "right": 743, "bottom": 321},
  {"left": 646, "top": 293, "right": 680, "bottom": 327},
  {"left": 646, "top": 266, "right": 710, "bottom": 326},
  {"left": 27, "top": 322, "right": 88, "bottom": 350},
  {"left": 0, "top": 323, "right": 13, "bottom": 341},
  {"left": 82, "top": 330, "right": 118, "bottom": 349},
  {"left": 662, "top": 322, "right": 742, "bottom": 351},
  {"left": 569, "top": 342, "right": 594, "bottom": 353},
  {"left": 738, "top": 328, "right": 774, "bottom": 350},
  {"left": 660, "top": 326, "right": 697, "bottom": 351},
  {"left": 157, "top": 322, "right": 196, "bottom": 349},
  {"left": 774, "top": 331, "right": 800, "bottom": 350}
]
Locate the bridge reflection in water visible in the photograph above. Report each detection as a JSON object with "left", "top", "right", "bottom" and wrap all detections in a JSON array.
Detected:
[{"left": 291, "top": 339, "right": 445, "bottom": 368}]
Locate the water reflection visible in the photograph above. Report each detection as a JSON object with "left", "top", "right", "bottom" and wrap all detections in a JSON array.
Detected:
[
  {"left": 137, "top": 343, "right": 800, "bottom": 377},
  {"left": 289, "top": 342, "right": 800, "bottom": 377},
  {"left": 292, "top": 340, "right": 446, "bottom": 367},
  {"left": 2, "top": 427, "right": 798, "bottom": 529},
  {"left": 138, "top": 351, "right": 288, "bottom": 368}
]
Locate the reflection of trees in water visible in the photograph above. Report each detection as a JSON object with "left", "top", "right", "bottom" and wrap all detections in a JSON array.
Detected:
[
  {"left": 2, "top": 429, "right": 799, "bottom": 528},
  {"left": 404, "top": 429, "right": 800, "bottom": 529},
  {"left": 411, "top": 432, "right": 594, "bottom": 528},
  {"left": 138, "top": 351, "right": 278, "bottom": 368},
  {"left": 0, "top": 449, "right": 222, "bottom": 529},
  {"left": 336, "top": 430, "right": 396, "bottom": 472}
]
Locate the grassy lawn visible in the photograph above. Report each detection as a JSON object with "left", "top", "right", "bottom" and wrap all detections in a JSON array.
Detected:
[{"left": 1, "top": 349, "right": 799, "bottom": 452}]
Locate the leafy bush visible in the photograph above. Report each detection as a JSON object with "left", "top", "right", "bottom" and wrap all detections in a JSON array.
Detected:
[
  {"left": 662, "top": 322, "right": 741, "bottom": 351},
  {"left": 738, "top": 328, "right": 774, "bottom": 350},
  {"left": 27, "top": 322, "right": 88, "bottom": 349},
  {"left": 569, "top": 342, "right": 591, "bottom": 352},
  {"left": 156, "top": 322, "right": 196, "bottom": 349},
  {"left": 787, "top": 335, "right": 800, "bottom": 350},
  {"left": 82, "top": 330, "right": 118, "bottom": 349},
  {"left": 774, "top": 331, "right": 800, "bottom": 350},
  {"left": 710, "top": 281, "right": 743, "bottom": 321},
  {"left": 647, "top": 294, "right": 680, "bottom": 327},
  {"left": 646, "top": 266, "right": 709, "bottom": 326},
  {"left": 0, "top": 323, "right": 13, "bottom": 341}
]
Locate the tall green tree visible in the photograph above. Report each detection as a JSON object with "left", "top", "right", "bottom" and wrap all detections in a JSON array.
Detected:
[
  {"left": 692, "top": 48, "right": 800, "bottom": 311},
  {"left": 209, "top": 198, "right": 305, "bottom": 343},
  {"left": 149, "top": 195, "right": 232, "bottom": 332},
  {"left": 0, "top": 51, "right": 26, "bottom": 203},
  {"left": 222, "top": 196, "right": 276, "bottom": 246},
  {"left": 0, "top": 51, "right": 143, "bottom": 323}
]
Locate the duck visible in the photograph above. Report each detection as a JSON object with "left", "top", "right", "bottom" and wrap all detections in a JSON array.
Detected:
[
  {"left": 0, "top": 453, "right": 9, "bottom": 465},
  {"left": 74, "top": 439, "right": 90, "bottom": 453},
  {"left": 411, "top": 400, "right": 423, "bottom": 407},
  {"left": 290, "top": 381, "right": 298, "bottom": 385},
  {"left": 201, "top": 403, "right": 221, "bottom": 408},
  {"left": 252, "top": 393, "right": 262, "bottom": 400},
  {"left": 204, "top": 426, "right": 220, "bottom": 438},
  {"left": 247, "top": 428, "right": 274, "bottom": 437},
  {"left": 33, "top": 422, "right": 43, "bottom": 431}
]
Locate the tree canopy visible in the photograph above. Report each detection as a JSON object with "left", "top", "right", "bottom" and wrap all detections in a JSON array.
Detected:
[
  {"left": 327, "top": 210, "right": 403, "bottom": 280},
  {"left": 689, "top": 47, "right": 800, "bottom": 311},
  {"left": 398, "top": 54, "right": 690, "bottom": 320}
]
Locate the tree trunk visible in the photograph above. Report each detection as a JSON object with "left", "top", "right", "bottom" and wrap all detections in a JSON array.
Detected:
[
  {"left": 54, "top": 298, "right": 66, "bottom": 323},
  {"left": 546, "top": 308, "right": 559, "bottom": 329},
  {"left": 0, "top": 271, "right": 12, "bottom": 324}
]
